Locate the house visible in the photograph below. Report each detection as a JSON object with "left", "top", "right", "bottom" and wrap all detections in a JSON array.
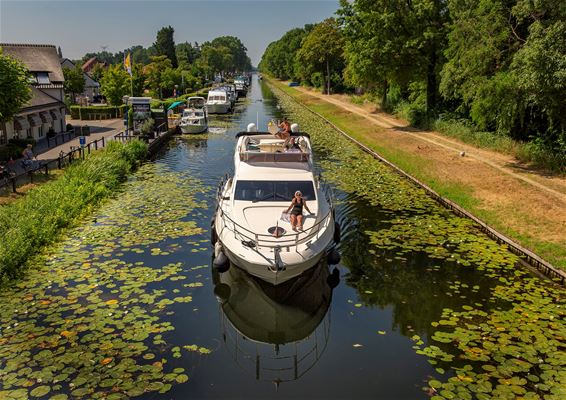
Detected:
[
  {"left": 61, "top": 58, "right": 100, "bottom": 102},
  {"left": 0, "top": 43, "right": 67, "bottom": 145},
  {"left": 81, "top": 56, "right": 107, "bottom": 75}
]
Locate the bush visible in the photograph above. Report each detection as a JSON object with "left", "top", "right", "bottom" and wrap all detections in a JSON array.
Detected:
[
  {"left": 139, "top": 118, "right": 155, "bottom": 137},
  {"left": 0, "top": 145, "right": 22, "bottom": 162},
  {"left": 66, "top": 123, "right": 74, "bottom": 131},
  {"left": 69, "top": 105, "right": 127, "bottom": 120},
  {"left": 0, "top": 140, "right": 148, "bottom": 280},
  {"left": 394, "top": 101, "right": 430, "bottom": 128},
  {"left": 310, "top": 72, "right": 325, "bottom": 89},
  {"left": 8, "top": 138, "right": 36, "bottom": 148}
]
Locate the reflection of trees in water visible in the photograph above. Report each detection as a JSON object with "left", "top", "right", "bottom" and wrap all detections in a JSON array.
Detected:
[{"left": 337, "top": 196, "right": 499, "bottom": 341}]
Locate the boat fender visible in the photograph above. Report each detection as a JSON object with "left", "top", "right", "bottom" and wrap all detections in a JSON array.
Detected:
[
  {"left": 213, "top": 283, "right": 231, "bottom": 304},
  {"left": 327, "top": 248, "right": 341, "bottom": 265},
  {"left": 334, "top": 222, "right": 341, "bottom": 244},
  {"left": 327, "top": 267, "right": 340, "bottom": 289},
  {"left": 210, "top": 220, "right": 217, "bottom": 246},
  {"left": 213, "top": 251, "right": 230, "bottom": 273}
]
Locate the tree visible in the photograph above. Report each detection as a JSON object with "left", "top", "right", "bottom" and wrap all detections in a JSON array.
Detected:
[
  {"left": 100, "top": 65, "right": 130, "bottom": 106},
  {"left": 176, "top": 41, "right": 200, "bottom": 70},
  {"left": 154, "top": 26, "right": 178, "bottom": 68},
  {"left": 63, "top": 65, "right": 85, "bottom": 103},
  {"left": 144, "top": 55, "right": 173, "bottom": 98},
  {"left": 209, "top": 36, "right": 251, "bottom": 72},
  {"left": 259, "top": 25, "right": 314, "bottom": 80},
  {"left": 441, "top": 0, "right": 566, "bottom": 139},
  {"left": 131, "top": 63, "right": 146, "bottom": 97},
  {"left": 0, "top": 50, "right": 32, "bottom": 123},
  {"left": 339, "top": 0, "right": 448, "bottom": 112},
  {"left": 296, "top": 18, "right": 345, "bottom": 94}
]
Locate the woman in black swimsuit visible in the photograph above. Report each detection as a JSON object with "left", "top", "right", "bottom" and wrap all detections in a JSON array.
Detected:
[{"left": 284, "top": 190, "right": 312, "bottom": 231}]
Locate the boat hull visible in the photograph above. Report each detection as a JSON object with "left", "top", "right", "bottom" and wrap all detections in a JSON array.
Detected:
[
  {"left": 220, "top": 242, "right": 327, "bottom": 285},
  {"left": 214, "top": 206, "right": 335, "bottom": 286},
  {"left": 180, "top": 124, "right": 207, "bottom": 134},
  {"left": 207, "top": 103, "right": 231, "bottom": 114}
]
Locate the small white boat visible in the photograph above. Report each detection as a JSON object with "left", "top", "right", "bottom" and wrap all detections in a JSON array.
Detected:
[
  {"left": 179, "top": 97, "right": 208, "bottom": 134},
  {"left": 206, "top": 89, "right": 231, "bottom": 114},
  {"left": 212, "top": 123, "right": 340, "bottom": 285},
  {"left": 234, "top": 77, "right": 248, "bottom": 96}
]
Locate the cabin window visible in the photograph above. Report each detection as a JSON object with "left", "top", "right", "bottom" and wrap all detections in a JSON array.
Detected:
[{"left": 234, "top": 180, "right": 316, "bottom": 202}]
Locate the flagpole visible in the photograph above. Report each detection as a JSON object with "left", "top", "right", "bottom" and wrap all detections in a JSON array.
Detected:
[{"left": 130, "top": 53, "right": 134, "bottom": 97}]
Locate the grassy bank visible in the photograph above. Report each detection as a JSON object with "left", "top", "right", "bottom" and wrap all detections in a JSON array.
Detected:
[
  {"left": 0, "top": 140, "right": 148, "bottom": 280},
  {"left": 268, "top": 78, "right": 566, "bottom": 270}
]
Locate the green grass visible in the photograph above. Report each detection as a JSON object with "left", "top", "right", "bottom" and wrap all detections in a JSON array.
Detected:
[
  {"left": 268, "top": 77, "right": 565, "bottom": 270},
  {"left": 0, "top": 140, "right": 148, "bottom": 280}
]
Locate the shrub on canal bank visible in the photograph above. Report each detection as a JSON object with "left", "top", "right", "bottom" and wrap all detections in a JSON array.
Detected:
[{"left": 0, "top": 140, "right": 148, "bottom": 280}]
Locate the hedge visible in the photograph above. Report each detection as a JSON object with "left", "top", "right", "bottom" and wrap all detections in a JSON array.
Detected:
[{"left": 69, "top": 105, "right": 127, "bottom": 120}]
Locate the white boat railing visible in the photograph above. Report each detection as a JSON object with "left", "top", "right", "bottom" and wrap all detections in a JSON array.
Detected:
[{"left": 216, "top": 175, "right": 334, "bottom": 250}]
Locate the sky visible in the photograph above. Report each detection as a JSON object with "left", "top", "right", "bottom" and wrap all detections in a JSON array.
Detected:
[{"left": 0, "top": 0, "right": 340, "bottom": 66}]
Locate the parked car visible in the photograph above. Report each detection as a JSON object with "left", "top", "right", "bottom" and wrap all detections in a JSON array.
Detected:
[{"left": 288, "top": 82, "right": 300, "bottom": 87}]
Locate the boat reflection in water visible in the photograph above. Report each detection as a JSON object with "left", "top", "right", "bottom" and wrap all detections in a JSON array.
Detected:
[{"left": 212, "top": 261, "right": 339, "bottom": 388}]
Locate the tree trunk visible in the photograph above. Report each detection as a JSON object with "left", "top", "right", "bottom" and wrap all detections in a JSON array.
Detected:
[
  {"left": 426, "top": 46, "right": 437, "bottom": 116},
  {"left": 381, "top": 79, "right": 388, "bottom": 111},
  {"left": 326, "top": 59, "right": 331, "bottom": 95}
]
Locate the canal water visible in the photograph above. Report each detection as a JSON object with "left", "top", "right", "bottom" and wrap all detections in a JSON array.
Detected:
[{"left": 1, "top": 76, "right": 564, "bottom": 400}]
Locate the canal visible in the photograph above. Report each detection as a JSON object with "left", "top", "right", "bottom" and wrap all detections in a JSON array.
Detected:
[{"left": 0, "top": 76, "right": 564, "bottom": 400}]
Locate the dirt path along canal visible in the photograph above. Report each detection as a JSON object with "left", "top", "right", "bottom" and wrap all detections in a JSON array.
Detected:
[{"left": 0, "top": 75, "right": 564, "bottom": 400}]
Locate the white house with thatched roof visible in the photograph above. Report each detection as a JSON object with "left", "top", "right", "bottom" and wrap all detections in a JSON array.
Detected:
[{"left": 0, "top": 43, "right": 67, "bottom": 145}]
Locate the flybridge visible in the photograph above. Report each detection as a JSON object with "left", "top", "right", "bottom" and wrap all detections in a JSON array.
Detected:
[{"left": 235, "top": 132, "right": 312, "bottom": 163}]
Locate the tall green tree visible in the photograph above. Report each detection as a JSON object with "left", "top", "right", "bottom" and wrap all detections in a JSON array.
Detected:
[
  {"left": 339, "top": 0, "right": 448, "bottom": 112},
  {"left": 63, "top": 65, "right": 85, "bottom": 103},
  {"left": 209, "top": 36, "right": 251, "bottom": 72},
  {"left": 100, "top": 65, "right": 130, "bottom": 106},
  {"left": 0, "top": 50, "right": 32, "bottom": 123},
  {"left": 154, "top": 26, "right": 178, "bottom": 68},
  {"left": 176, "top": 41, "right": 200, "bottom": 70},
  {"left": 131, "top": 63, "right": 146, "bottom": 97},
  {"left": 259, "top": 25, "right": 314, "bottom": 80},
  {"left": 296, "top": 18, "right": 345, "bottom": 94},
  {"left": 144, "top": 56, "right": 173, "bottom": 98},
  {"left": 441, "top": 0, "right": 566, "bottom": 138}
]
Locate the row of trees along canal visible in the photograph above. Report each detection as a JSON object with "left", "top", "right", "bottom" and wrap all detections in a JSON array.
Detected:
[
  {"left": 63, "top": 26, "right": 252, "bottom": 106},
  {"left": 259, "top": 0, "right": 566, "bottom": 171}
]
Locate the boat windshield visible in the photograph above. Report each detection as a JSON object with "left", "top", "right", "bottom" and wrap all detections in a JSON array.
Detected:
[{"left": 234, "top": 180, "right": 316, "bottom": 202}]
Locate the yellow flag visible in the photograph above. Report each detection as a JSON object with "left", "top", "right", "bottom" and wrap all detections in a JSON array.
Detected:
[{"left": 124, "top": 53, "right": 132, "bottom": 75}]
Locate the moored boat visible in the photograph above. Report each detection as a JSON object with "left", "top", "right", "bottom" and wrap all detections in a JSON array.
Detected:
[
  {"left": 179, "top": 97, "right": 208, "bottom": 134},
  {"left": 206, "top": 89, "right": 231, "bottom": 114}
]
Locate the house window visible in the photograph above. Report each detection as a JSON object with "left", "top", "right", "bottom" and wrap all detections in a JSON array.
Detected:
[
  {"left": 35, "top": 72, "right": 51, "bottom": 84},
  {"left": 39, "top": 126, "right": 45, "bottom": 138},
  {"left": 26, "top": 128, "right": 33, "bottom": 139}
]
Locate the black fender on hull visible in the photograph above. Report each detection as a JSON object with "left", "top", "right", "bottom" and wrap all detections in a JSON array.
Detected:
[
  {"left": 334, "top": 221, "right": 341, "bottom": 244},
  {"left": 213, "top": 248, "right": 230, "bottom": 273},
  {"left": 327, "top": 248, "right": 341, "bottom": 265}
]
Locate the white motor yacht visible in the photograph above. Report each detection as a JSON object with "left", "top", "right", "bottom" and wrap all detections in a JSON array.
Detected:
[
  {"left": 206, "top": 89, "right": 231, "bottom": 114},
  {"left": 212, "top": 123, "right": 340, "bottom": 285},
  {"left": 179, "top": 97, "right": 208, "bottom": 134}
]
